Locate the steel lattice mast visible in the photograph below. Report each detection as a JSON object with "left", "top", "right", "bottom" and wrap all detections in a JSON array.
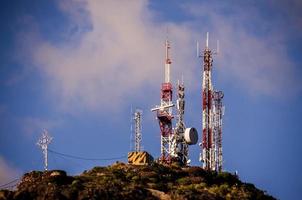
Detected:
[
  {"left": 133, "top": 109, "right": 142, "bottom": 152},
  {"left": 37, "top": 129, "right": 52, "bottom": 171},
  {"left": 198, "top": 32, "right": 224, "bottom": 172},
  {"left": 200, "top": 33, "right": 214, "bottom": 170},
  {"left": 151, "top": 40, "right": 174, "bottom": 164},
  {"left": 174, "top": 79, "right": 189, "bottom": 165},
  {"left": 212, "top": 91, "right": 224, "bottom": 171}
]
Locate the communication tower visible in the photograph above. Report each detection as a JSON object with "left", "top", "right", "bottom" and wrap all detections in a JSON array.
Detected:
[
  {"left": 37, "top": 129, "right": 52, "bottom": 171},
  {"left": 198, "top": 32, "right": 224, "bottom": 171},
  {"left": 133, "top": 109, "right": 142, "bottom": 152},
  {"left": 151, "top": 40, "right": 174, "bottom": 164},
  {"left": 173, "top": 80, "right": 189, "bottom": 165},
  {"left": 212, "top": 91, "right": 224, "bottom": 171},
  {"left": 171, "top": 78, "right": 199, "bottom": 166}
]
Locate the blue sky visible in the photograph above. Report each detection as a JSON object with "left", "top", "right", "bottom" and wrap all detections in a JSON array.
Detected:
[{"left": 0, "top": 0, "right": 302, "bottom": 199}]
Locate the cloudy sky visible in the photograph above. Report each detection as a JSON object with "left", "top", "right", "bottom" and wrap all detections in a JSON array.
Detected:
[{"left": 0, "top": 0, "right": 302, "bottom": 199}]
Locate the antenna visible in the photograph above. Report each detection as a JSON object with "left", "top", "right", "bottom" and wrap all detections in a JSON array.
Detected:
[
  {"left": 196, "top": 41, "right": 200, "bottom": 58},
  {"left": 165, "top": 40, "right": 171, "bottom": 83},
  {"left": 37, "top": 129, "right": 52, "bottom": 171},
  {"left": 166, "top": 26, "right": 169, "bottom": 40},
  {"left": 216, "top": 40, "right": 220, "bottom": 54},
  {"left": 206, "top": 32, "right": 209, "bottom": 49}
]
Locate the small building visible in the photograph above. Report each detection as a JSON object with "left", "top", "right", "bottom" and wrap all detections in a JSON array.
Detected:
[{"left": 128, "top": 151, "right": 154, "bottom": 165}]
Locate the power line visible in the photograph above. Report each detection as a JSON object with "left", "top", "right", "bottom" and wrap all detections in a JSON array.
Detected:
[
  {"left": 0, "top": 150, "right": 126, "bottom": 189},
  {"left": 50, "top": 150, "right": 88, "bottom": 169},
  {"left": 0, "top": 178, "right": 19, "bottom": 189},
  {"left": 1, "top": 184, "right": 18, "bottom": 190},
  {"left": 48, "top": 149, "right": 126, "bottom": 161}
]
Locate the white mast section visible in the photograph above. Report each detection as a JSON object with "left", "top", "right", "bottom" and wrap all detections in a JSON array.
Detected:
[
  {"left": 133, "top": 109, "right": 142, "bottom": 152},
  {"left": 37, "top": 129, "right": 52, "bottom": 171},
  {"left": 165, "top": 40, "right": 171, "bottom": 83},
  {"left": 206, "top": 32, "right": 209, "bottom": 49}
]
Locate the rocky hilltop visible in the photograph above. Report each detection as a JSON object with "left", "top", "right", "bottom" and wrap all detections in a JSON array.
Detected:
[{"left": 0, "top": 162, "right": 275, "bottom": 200}]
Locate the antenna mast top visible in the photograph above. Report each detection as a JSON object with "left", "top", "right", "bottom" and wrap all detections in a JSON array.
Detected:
[
  {"left": 165, "top": 40, "right": 171, "bottom": 64},
  {"left": 164, "top": 40, "right": 172, "bottom": 83},
  {"left": 206, "top": 32, "right": 209, "bottom": 49}
]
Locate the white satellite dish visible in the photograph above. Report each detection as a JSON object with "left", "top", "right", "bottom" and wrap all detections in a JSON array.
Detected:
[{"left": 184, "top": 127, "right": 198, "bottom": 145}]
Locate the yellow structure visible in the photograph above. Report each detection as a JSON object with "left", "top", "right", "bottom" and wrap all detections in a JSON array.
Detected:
[{"left": 128, "top": 151, "right": 153, "bottom": 165}]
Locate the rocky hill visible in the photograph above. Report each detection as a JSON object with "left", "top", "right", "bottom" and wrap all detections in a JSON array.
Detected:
[{"left": 0, "top": 162, "right": 275, "bottom": 200}]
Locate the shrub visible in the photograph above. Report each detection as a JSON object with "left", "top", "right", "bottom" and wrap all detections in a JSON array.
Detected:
[
  {"left": 214, "top": 172, "right": 239, "bottom": 186},
  {"left": 177, "top": 177, "right": 191, "bottom": 185}
]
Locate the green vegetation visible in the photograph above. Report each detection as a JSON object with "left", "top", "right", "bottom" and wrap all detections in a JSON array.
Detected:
[{"left": 0, "top": 162, "right": 275, "bottom": 200}]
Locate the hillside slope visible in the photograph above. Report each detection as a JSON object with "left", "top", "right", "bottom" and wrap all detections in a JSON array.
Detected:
[{"left": 0, "top": 162, "right": 275, "bottom": 200}]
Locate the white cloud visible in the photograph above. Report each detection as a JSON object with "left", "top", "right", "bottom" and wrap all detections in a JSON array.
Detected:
[
  {"left": 21, "top": 0, "right": 300, "bottom": 113},
  {"left": 183, "top": 1, "right": 301, "bottom": 97},
  {"left": 30, "top": 0, "right": 197, "bottom": 113}
]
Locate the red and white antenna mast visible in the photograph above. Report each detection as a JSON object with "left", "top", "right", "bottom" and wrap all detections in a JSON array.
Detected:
[
  {"left": 197, "top": 32, "right": 212, "bottom": 170},
  {"left": 198, "top": 32, "right": 224, "bottom": 171},
  {"left": 201, "top": 32, "right": 213, "bottom": 170},
  {"left": 151, "top": 40, "right": 174, "bottom": 164}
]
